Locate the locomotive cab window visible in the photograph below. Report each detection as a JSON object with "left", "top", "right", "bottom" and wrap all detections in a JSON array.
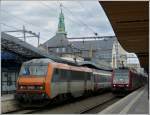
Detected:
[
  {"left": 19, "top": 64, "right": 48, "bottom": 76},
  {"left": 114, "top": 69, "right": 129, "bottom": 83}
]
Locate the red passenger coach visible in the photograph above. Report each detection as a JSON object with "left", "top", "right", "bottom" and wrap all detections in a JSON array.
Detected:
[{"left": 112, "top": 68, "right": 146, "bottom": 94}]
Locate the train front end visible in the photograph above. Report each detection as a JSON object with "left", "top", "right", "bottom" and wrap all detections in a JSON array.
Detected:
[
  {"left": 112, "top": 68, "right": 130, "bottom": 93},
  {"left": 15, "top": 59, "right": 52, "bottom": 106}
]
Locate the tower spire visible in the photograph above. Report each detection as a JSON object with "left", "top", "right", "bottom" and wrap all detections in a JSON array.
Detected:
[
  {"left": 60, "top": 3, "right": 62, "bottom": 14},
  {"left": 57, "top": 3, "right": 66, "bottom": 34}
]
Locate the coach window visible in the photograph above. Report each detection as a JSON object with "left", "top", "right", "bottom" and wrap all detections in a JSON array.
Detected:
[
  {"left": 96, "top": 75, "right": 99, "bottom": 82},
  {"left": 98, "top": 76, "right": 101, "bottom": 82},
  {"left": 52, "top": 69, "right": 60, "bottom": 82},
  {"left": 101, "top": 76, "right": 104, "bottom": 82},
  {"left": 71, "top": 71, "right": 84, "bottom": 81},
  {"left": 60, "top": 69, "right": 68, "bottom": 81},
  {"left": 87, "top": 73, "right": 91, "bottom": 80}
]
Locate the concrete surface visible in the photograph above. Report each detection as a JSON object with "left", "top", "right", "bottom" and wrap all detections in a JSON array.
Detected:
[
  {"left": 1, "top": 94, "right": 20, "bottom": 113},
  {"left": 100, "top": 85, "right": 149, "bottom": 114},
  {"left": 1, "top": 94, "right": 14, "bottom": 101}
]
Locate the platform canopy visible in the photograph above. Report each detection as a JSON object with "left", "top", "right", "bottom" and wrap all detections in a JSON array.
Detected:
[
  {"left": 1, "top": 32, "right": 78, "bottom": 65},
  {"left": 100, "top": 1, "right": 148, "bottom": 72}
]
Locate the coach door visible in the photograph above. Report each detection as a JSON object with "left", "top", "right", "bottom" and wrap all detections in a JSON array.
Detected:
[
  {"left": 84, "top": 72, "right": 87, "bottom": 91},
  {"left": 91, "top": 73, "right": 96, "bottom": 90},
  {"left": 67, "top": 70, "right": 71, "bottom": 94}
]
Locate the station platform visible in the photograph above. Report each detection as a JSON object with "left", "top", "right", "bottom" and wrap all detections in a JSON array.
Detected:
[
  {"left": 100, "top": 85, "right": 149, "bottom": 114},
  {"left": 1, "top": 93, "right": 20, "bottom": 113},
  {"left": 1, "top": 94, "right": 15, "bottom": 101}
]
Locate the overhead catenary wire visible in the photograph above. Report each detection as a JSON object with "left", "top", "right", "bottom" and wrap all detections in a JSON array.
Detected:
[
  {"left": 1, "top": 9, "right": 51, "bottom": 41},
  {"left": 1, "top": 10, "right": 38, "bottom": 27},
  {"left": 77, "top": 1, "right": 99, "bottom": 36},
  {"left": 56, "top": 1, "right": 98, "bottom": 36},
  {"left": 1, "top": 22, "right": 20, "bottom": 30},
  {"left": 1, "top": 23, "right": 40, "bottom": 43},
  {"left": 76, "top": 1, "right": 100, "bottom": 54},
  {"left": 2, "top": 1, "right": 99, "bottom": 38},
  {"left": 1, "top": 9, "right": 50, "bottom": 32},
  {"left": 62, "top": 6, "right": 97, "bottom": 35},
  {"left": 40, "top": 1, "right": 85, "bottom": 27},
  {"left": 77, "top": 1, "right": 94, "bottom": 18},
  {"left": 1, "top": 22, "right": 48, "bottom": 39},
  {"left": 1, "top": 2, "right": 87, "bottom": 45},
  {"left": 1, "top": 2, "right": 108, "bottom": 41},
  {"left": 40, "top": 1, "right": 102, "bottom": 54}
]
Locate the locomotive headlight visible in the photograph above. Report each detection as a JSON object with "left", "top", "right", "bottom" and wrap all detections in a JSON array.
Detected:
[
  {"left": 35, "top": 85, "right": 45, "bottom": 90},
  {"left": 126, "top": 84, "right": 129, "bottom": 87},
  {"left": 113, "top": 84, "right": 116, "bottom": 87},
  {"left": 20, "top": 85, "right": 26, "bottom": 90},
  {"left": 39, "top": 86, "right": 44, "bottom": 90},
  {"left": 20, "top": 86, "right": 23, "bottom": 89}
]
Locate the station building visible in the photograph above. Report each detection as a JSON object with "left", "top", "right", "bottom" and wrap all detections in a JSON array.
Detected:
[
  {"left": 39, "top": 8, "right": 122, "bottom": 68},
  {"left": 1, "top": 50, "right": 22, "bottom": 94}
]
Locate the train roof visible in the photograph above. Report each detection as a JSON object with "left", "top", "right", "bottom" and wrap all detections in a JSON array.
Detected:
[
  {"left": 78, "top": 61, "right": 112, "bottom": 71},
  {"left": 23, "top": 58, "right": 54, "bottom": 64},
  {"left": 52, "top": 62, "right": 93, "bottom": 72},
  {"left": 115, "top": 67, "right": 148, "bottom": 77},
  {"left": 23, "top": 58, "right": 112, "bottom": 71}
]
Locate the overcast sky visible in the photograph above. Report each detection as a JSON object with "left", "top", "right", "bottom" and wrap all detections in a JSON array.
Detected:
[
  {"left": 1, "top": 1, "right": 115, "bottom": 46},
  {"left": 1, "top": 0, "right": 139, "bottom": 64}
]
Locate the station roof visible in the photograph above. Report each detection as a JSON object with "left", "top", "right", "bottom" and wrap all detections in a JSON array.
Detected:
[
  {"left": 1, "top": 32, "right": 49, "bottom": 58},
  {"left": 2, "top": 32, "right": 112, "bottom": 71},
  {"left": 70, "top": 37, "right": 115, "bottom": 51},
  {"left": 100, "top": 1, "right": 149, "bottom": 72},
  {"left": 1, "top": 32, "right": 78, "bottom": 65},
  {"left": 41, "top": 33, "right": 68, "bottom": 48},
  {"left": 78, "top": 61, "right": 112, "bottom": 71}
]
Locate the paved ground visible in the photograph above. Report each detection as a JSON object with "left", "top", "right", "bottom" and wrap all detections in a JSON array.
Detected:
[
  {"left": 1, "top": 94, "right": 20, "bottom": 113},
  {"left": 127, "top": 85, "right": 149, "bottom": 114},
  {"left": 100, "top": 85, "right": 149, "bottom": 114},
  {"left": 1, "top": 94, "right": 14, "bottom": 101}
]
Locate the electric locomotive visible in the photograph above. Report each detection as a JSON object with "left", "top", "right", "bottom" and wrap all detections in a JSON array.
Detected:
[
  {"left": 15, "top": 58, "right": 112, "bottom": 106},
  {"left": 112, "top": 67, "right": 147, "bottom": 94}
]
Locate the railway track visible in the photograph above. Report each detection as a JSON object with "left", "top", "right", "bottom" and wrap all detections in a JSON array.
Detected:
[
  {"left": 7, "top": 92, "right": 121, "bottom": 114},
  {"left": 80, "top": 97, "right": 120, "bottom": 114},
  {"left": 6, "top": 109, "right": 37, "bottom": 114}
]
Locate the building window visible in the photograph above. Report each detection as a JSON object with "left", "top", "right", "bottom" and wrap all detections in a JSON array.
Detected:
[
  {"left": 56, "top": 48, "right": 59, "bottom": 53},
  {"left": 62, "top": 48, "right": 66, "bottom": 52},
  {"left": 99, "top": 53, "right": 111, "bottom": 59},
  {"left": 2, "top": 71, "right": 18, "bottom": 94}
]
